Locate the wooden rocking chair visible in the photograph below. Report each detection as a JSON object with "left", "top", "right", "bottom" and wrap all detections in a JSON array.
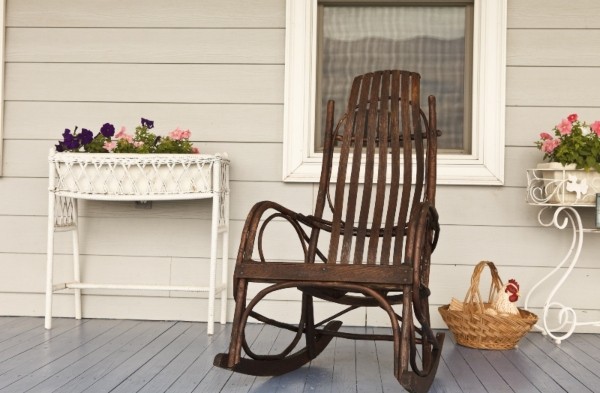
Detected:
[{"left": 214, "top": 70, "right": 444, "bottom": 393}]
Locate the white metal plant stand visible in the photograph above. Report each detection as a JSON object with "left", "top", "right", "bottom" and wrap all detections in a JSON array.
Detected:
[
  {"left": 525, "top": 168, "right": 600, "bottom": 343},
  {"left": 46, "top": 150, "right": 230, "bottom": 335}
]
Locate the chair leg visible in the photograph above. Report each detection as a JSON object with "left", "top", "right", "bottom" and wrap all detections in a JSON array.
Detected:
[
  {"left": 214, "top": 282, "right": 342, "bottom": 376},
  {"left": 398, "top": 332, "right": 445, "bottom": 393},
  {"left": 395, "top": 288, "right": 445, "bottom": 393},
  {"left": 224, "top": 278, "right": 248, "bottom": 368}
]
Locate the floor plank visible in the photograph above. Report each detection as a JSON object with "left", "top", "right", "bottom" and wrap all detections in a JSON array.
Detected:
[
  {"left": 526, "top": 333, "right": 600, "bottom": 393},
  {"left": 56, "top": 320, "right": 178, "bottom": 393},
  {"left": 0, "top": 317, "right": 598, "bottom": 393},
  {"left": 1, "top": 319, "right": 138, "bottom": 392}
]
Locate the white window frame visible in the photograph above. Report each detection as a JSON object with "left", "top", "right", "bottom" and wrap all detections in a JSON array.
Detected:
[{"left": 282, "top": 0, "right": 506, "bottom": 185}]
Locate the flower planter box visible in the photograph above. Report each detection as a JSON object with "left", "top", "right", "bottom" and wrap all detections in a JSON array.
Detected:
[
  {"left": 527, "top": 163, "right": 600, "bottom": 205},
  {"left": 49, "top": 151, "right": 227, "bottom": 200}
]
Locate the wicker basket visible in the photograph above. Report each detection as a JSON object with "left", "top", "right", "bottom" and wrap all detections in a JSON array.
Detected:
[{"left": 438, "top": 261, "right": 538, "bottom": 350}]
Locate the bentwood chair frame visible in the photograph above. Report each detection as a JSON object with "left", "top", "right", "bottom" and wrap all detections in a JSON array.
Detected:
[{"left": 215, "top": 70, "right": 444, "bottom": 393}]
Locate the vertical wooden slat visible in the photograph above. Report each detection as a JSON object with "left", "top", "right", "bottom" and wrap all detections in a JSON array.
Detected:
[
  {"left": 327, "top": 76, "right": 362, "bottom": 265},
  {"left": 426, "top": 95, "right": 438, "bottom": 204},
  {"left": 392, "top": 72, "right": 413, "bottom": 265},
  {"left": 367, "top": 70, "right": 391, "bottom": 264},
  {"left": 353, "top": 72, "right": 381, "bottom": 264},
  {"left": 410, "top": 73, "right": 425, "bottom": 218},
  {"left": 380, "top": 71, "right": 401, "bottom": 265},
  {"left": 340, "top": 72, "right": 372, "bottom": 264}
]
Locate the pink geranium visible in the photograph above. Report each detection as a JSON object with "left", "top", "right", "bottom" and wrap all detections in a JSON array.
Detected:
[
  {"left": 115, "top": 126, "right": 133, "bottom": 143},
  {"left": 535, "top": 114, "right": 600, "bottom": 171},
  {"left": 169, "top": 127, "right": 191, "bottom": 141},
  {"left": 103, "top": 141, "right": 117, "bottom": 152},
  {"left": 591, "top": 121, "right": 600, "bottom": 136},
  {"left": 556, "top": 119, "right": 572, "bottom": 135},
  {"left": 541, "top": 138, "right": 560, "bottom": 154}
]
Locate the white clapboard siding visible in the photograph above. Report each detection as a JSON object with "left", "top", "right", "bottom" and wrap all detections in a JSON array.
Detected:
[
  {"left": 5, "top": 64, "right": 284, "bottom": 104},
  {"left": 6, "top": 0, "right": 285, "bottom": 28},
  {"left": 4, "top": 102, "right": 283, "bottom": 143},
  {"left": 508, "top": 0, "right": 600, "bottom": 28},
  {"left": 507, "top": 67, "right": 600, "bottom": 107},
  {"left": 6, "top": 28, "right": 285, "bottom": 64},
  {"left": 506, "top": 107, "right": 600, "bottom": 147},
  {"left": 1, "top": 0, "right": 599, "bottom": 331},
  {"left": 0, "top": 177, "right": 314, "bottom": 220},
  {"left": 507, "top": 29, "right": 600, "bottom": 67}
]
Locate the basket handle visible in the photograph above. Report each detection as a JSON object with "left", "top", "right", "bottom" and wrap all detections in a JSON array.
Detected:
[{"left": 462, "top": 261, "right": 504, "bottom": 313}]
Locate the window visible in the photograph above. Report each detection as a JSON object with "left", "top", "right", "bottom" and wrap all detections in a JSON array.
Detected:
[{"left": 283, "top": 0, "right": 506, "bottom": 185}]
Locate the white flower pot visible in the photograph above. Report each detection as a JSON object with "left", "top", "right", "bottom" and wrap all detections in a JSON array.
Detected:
[
  {"left": 49, "top": 152, "right": 226, "bottom": 199},
  {"left": 536, "top": 162, "right": 600, "bottom": 204}
]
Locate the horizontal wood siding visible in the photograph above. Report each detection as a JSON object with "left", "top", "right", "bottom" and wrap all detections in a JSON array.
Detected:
[
  {"left": 0, "top": 0, "right": 598, "bottom": 332},
  {"left": 0, "top": 0, "right": 289, "bottom": 324}
]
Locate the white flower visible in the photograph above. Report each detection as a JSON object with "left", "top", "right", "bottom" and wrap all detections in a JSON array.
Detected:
[{"left": 581, "top": 126, "right": 591, "bottom": 135}]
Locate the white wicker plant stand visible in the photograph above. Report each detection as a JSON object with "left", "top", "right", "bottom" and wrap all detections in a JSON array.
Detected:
[
  {"left": 525, "top": 168, "right": 600, "bottom": 343},
  {"left": 46, "top": 150, "right": 230, "bottom": 335}
]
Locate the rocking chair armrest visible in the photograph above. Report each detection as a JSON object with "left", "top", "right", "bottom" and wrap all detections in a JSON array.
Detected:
[
  {"left": 405, "top": 201, "right": 440, "bottom": 285},
  {"left": 236, "top": 200, "right": 306, "bottom": 263},
  {"left": 409, "top": 201, "right": 440, "bottom": 250}
]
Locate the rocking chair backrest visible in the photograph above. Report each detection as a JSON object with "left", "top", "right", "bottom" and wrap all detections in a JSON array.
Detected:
[{"left": 316, "top": 70, "right": 438, "bottom": 266}]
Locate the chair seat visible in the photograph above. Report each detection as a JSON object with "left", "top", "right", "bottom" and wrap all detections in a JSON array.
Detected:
[{"left": 235, "top": 261, "right": 413, "bottom": 287}]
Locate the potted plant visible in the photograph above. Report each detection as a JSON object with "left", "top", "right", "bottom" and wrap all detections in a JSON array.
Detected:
[
  {"left": 533, "top": 114, "right": 600, "bottom": 203},
  {"left": 50, "top": 118, "right": 225, "bottom": 197}
]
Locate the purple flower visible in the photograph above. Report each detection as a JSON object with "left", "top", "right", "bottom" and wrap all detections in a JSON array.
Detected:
[
  {"left": 62, "top": 128, "right": 73, "bottom": 140},
  {"left": 141, "top": 118, "right": 154, "bottom": 129},
  {"left": 61, "top": 128, "right": 80, "bottom": 149},
  {"left": 100, "top": 123, "right": 115, "bottom": 137},
  {"left": 79, "top": 128, "right": 94, "bottom": 145}
]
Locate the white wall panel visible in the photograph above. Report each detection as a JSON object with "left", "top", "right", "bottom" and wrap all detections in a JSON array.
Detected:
[
  {"left": 507, "top": 67, "right": 600, "bottom": 107},
  {"left": 5, "top": 64, "right": 284, "bottom": 104},
  {"left": 6, "top": 28, "right": 284, "bottom": 64},
  {"left": 4, "top": 102, "right": 283, "bottom": 143},
  {"left": 508, "top": 0, "right": 600, "bottom": 28},
  {"left": 0, "top": 0, "right": 599, "bottom": 332},
  {"left": 506, "top": 106, "right": 600, "bottom": 147},
  {"left": 7, "top": 0, "right": 285, "bottom": 28},
  {"left": 507, "top": 30, "right": 600, "bottom": 66}
]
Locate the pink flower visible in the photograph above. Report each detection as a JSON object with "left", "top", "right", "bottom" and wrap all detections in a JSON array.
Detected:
[
  {"left": 168, "top": 128, "right": 191, "bottom": 140},
  {"left": 133, "top": 141, "right": 144, "bottom": 148},
  {"left": 103, "top": 141, "right": 117, "bottom": 152},
  {"left": 169, "top": 127, "right": 183, "bottom": 141},
  {"left": 192, "top": 147, "right": 200, "bottom": 154},
  {"left": 591, "top": 121, "right": 600, "bottom": 136},
  {"left": 541, "top": 138, "right": 560, "bottom": 154},
  {"left": 567, "top": 113, "right": 578, "bottom": 122},
  {"left": 556, "top": 118, "right": 572, "bottom": 135},
  {"left": 115, "top": 127, "right": 133, "bottom": 143},
  {"left": 539, "top": 132, "right": 553, "bottom": 140}
]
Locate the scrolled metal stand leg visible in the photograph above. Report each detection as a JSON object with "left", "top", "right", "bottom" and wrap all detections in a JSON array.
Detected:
[{"left": 524, "top": 207, "right": 582, "bottom": 344}]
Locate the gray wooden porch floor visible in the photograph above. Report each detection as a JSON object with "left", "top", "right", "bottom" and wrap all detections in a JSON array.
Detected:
[{"left": 0, "top": 317, "right": 599, "bottom": 392}]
